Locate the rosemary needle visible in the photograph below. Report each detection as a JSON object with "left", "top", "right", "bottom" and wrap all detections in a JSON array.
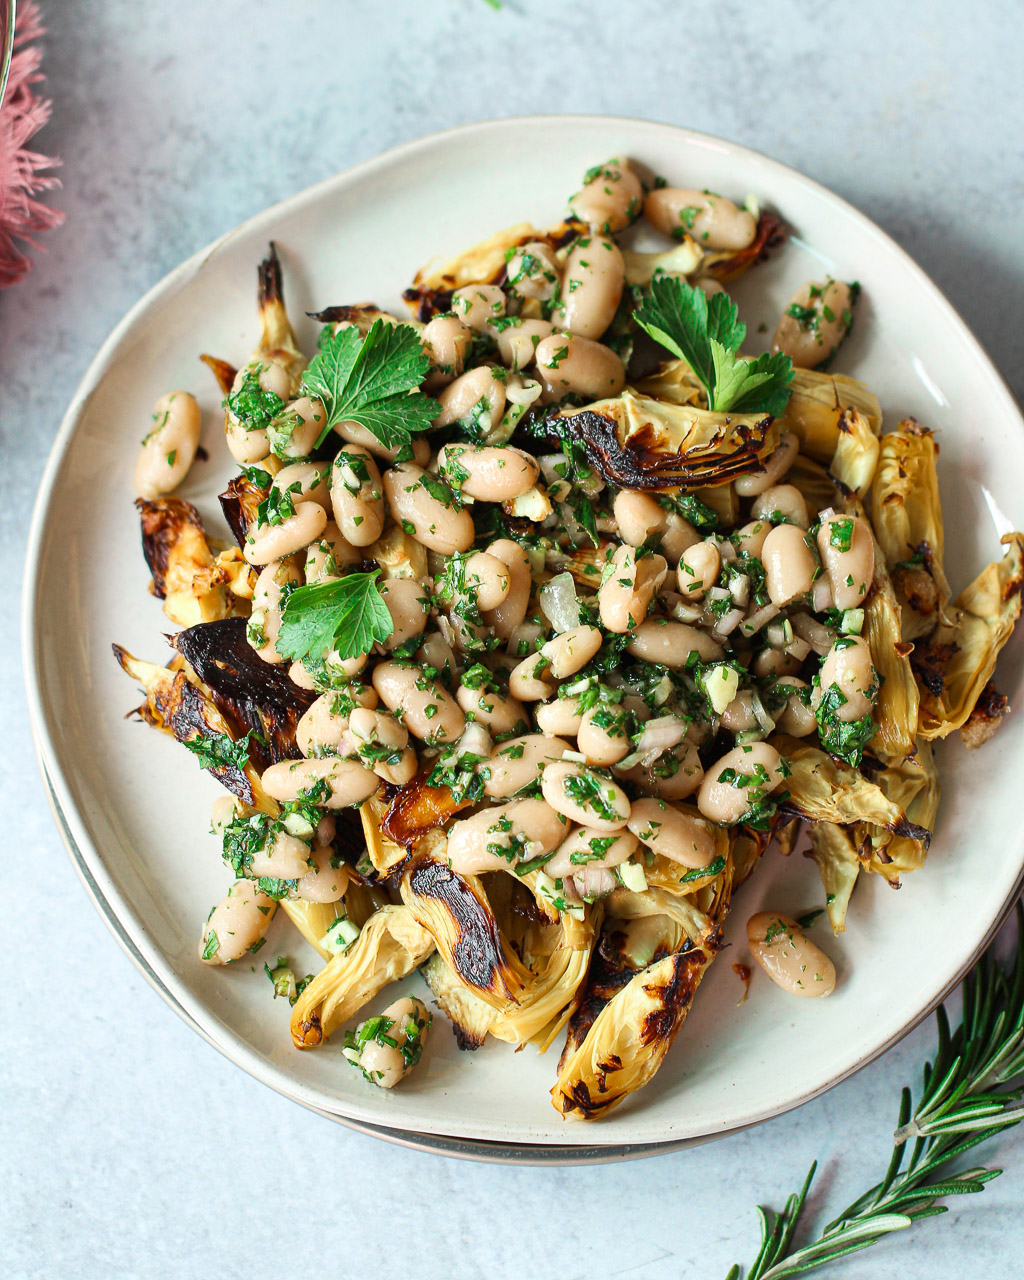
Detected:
[{"left": 727, "top": 901, "right": 1024, "bottom": 1279}]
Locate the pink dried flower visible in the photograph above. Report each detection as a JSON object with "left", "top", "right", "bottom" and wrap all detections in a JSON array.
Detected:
[{"left": 0, "top": 1, "right": 63, "bottom": 289}]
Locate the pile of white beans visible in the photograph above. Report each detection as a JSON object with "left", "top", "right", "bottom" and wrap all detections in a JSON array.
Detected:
[{"left": 140, "top": 159, "right": 867, "bottom": 1003}]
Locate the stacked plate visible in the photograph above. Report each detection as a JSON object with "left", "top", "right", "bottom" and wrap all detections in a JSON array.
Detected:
[{"left": 25, "top": 117, "right": 1024, "bottom": 1162}]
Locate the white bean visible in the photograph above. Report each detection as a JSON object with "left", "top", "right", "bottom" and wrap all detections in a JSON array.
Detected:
[
  {"left": 383, "top": 463, "right": 475, "bottom": 555},
  {"left": 248, "top": 559, "right": 303, "bottom": 664},
  {"left": 747, "top": 912, "right": 836, "bottom": 998},
  {"left": 535, "top": 333, "right": 626, "bottom": 400},
  {"left": 761, "top": 524, "right": 816, "bottom": 607},
  {"left": 541, "top": 761, "right": 630, "bottom": 831},
  {"left": 273, "top": 459, "right": 330, "bottom": 509},
  {"left": 295, "top": 844, "right": 350, "bottom": 903},
  {"left": 483, "top": 734, "right": 571, "bottom": 798},
  {"left": 772, "top": 678, "right": 817, "bottom": 736},
  {"left": 330, "top": 445, "right": 385, "bottom": 548},
  {"left": 456, "top": 683, "right": 528, "bottom": 736},
  {"left": 496, "top": 318, "right": 555, "bottom": 371},
  {"left": 199, "top": 880, "right": 276, "bottom": 964},
  {"left": 438, "top": 444, "right": 539, "bottom": 503},
  {"left": 462, "top": 552, "right": 512, "bottom": 611},
  {"left": 480, "top": 540, "right": 532, "bottom": 640},
  {"left": 735, "top": 433, "right": 799, "bottom": 498},
  {"left": 243, "top": 501, "right": 327, "bottom": 566},
  {"left": 352, "top": 996, "right": 431, "bottom": 1088},
  {"left": 697, "top": 742, "right": 787, "bottom": 825},
  {"left": 225, "top": 360, "right": 290, "bottom": 464},
  {"left": 626, "top": 619, "right": 724, "bottom": 666},
  {"left": 627, "top": 798, "right": 716, "bottom": 869},
  {"left": 817, "top": 636, "right": 876, "bottom": 722},
  {"left": 334, "top": 419, "right": 431, "bottom": 466},
  {"left": 544, "top": 827, "right": 638, "bottom": 878},
  {"left": 372, "top": 660, "right": 466, "bottom": 744},
  {"left": 272, "top": 396, "right": 326, "bottom": 459},
  {"left": 772, "top": 280, "right": 854, "bottom": 370},
  {"left": 733, "top": 519, "right": 771, "bottom": 559},
  {"left": 379, "top": 577, "right": 430, "bottom": 650},
  {"left": 435, "top": 366, "right": 507, "bottom": 433},
  {"left": 262, "top": 757, "right": 379, "bottom": 809},
  {"left": 644, "top": 187, "right": 756, "bottom": 251},
  {"left": 540, "top": 625, "right": 603, "bottom": 678},
  {"left": 599, "top": 544, "right": 668, "bottom": 634},
  {"left": 304, "top": 522, "right": 361, "bottom": 584},
  {"left": 557, "top": 237, "right": 625, "bottom": 341},
  {"left": 446, "top": 798, "right": 567, "bottom": 875},
  {"left": 504, "top": 241, "right": 560, "bottom": 301},
  {"left": 534, "top": 696, "right": 585, "bottom": 736},
  {"left": 569, "top": 159, "right": 643, "bottom": 234},
  {"left": 613, "top": 490, "right": 668, "bottom": 546},
  {"left": 817, "top": 514, "right": 874, "bottom": 610},
  {"left": 136, "top": 391, "right": 202, "bottom": 499},
  {"left": 508, "top": 651, "right": 556, "bottom": 702},
  {"left": 751, "top": 484, "right": 809, "bottom": 530},
  {"left": 616, "top": 740, "right": 704, "bottom": 801},
  {"left": 577, "top": 704, "right": 632, "bottom": 766},
  {"left": 422, "top": 314, "right": 472, "bottom": 381},
  {"left": 452, "top": 284, "right": 507, "bottom": 331},
  {"left": 677, "top": 539, "right": 721, "bottom": 599}
]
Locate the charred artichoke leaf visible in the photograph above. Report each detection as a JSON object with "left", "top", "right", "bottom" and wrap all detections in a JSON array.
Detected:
[
  {"left": 787, "top": 453, "right": 843, "bottom": 515},
  {"left": 279, "top": 899, "right": 348, "bottom": 961},
  {"left": 916, "top": 532, "right": 1024, "bottom": 739},
  {"left": 380, "top": 773, "right": 468, "bottom": 854},
  {"left": 421, "top": 952, "right": 498, "bottom": 1050},
  {"left": 731, "top": 825, "right": 775, "bottom": 890},
  {"left": 290, "top": 905, "right": 434, "bottom": 1049},
  {"left": 489, "top": 909, "right": 595, "bottom": 1049},
  {"left": 807, "top": 823, "right": 861, "bottom": 933},
  {"left": 111, "top": 644, "right": 273, "bottom": 808},
  {"left": 219, "top": 470, "right": 271, "bottom": 550},
  {"left": 400, "top": 857, "right": 529, "bottom": 1011},
  {"left": 174, "top": 617, "right": 316, "bottom": 768},
  {"left": 360, "top": 791, "right": 410, "bottom": 876},
  {"left": 776, "top": 368, "right": 881, "bottom": 464},
  {"left": 871, "top": 420, "right": 952, "bottom": 639},
  {"left": 830, "top": 406, "right": 880, "bottom": 499},
  {"left": 771, "top": 733, "right": 930, "bottom": 842},
  {"left": 199, "top": 353, "right": 237, "bottom": 396},
  {"left": 960, "top": 681, "right": 1010, "bottom": 750},
  {"left": 552, "top": 898, "right": 723, "bottom": 1121},
  {"left": 554, "top": 391, "right": 778, "bottom": 491},
  {"left": 256, "top": 242, "right": 304, "bottom": 380},
  {"left": 412, "top": 221, "right": 535, "bottom": 291},
  {"left": 137, "top": 497, "right": 237, "bottom": 628},
  {"left": 856, "top": 739, "right": 940, "bottom": 884}
]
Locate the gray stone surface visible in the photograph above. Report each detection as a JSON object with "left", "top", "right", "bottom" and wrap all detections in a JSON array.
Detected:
[{"left": 3, "top": 1, "right": 1023, "bottom": 1277}]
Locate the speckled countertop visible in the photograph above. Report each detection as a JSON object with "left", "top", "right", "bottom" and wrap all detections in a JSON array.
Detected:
[{"left": 4, "top": 2, "right": 1024, "bottom": 1277}]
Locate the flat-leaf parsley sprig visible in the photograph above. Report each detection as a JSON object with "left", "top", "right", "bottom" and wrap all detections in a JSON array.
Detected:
[
  {"left": 302, "top": 318, "right": 437, "bottom": 452},
  {"left": 635, "top": 275, "right": 794, "bottom": 417},
  {"left": 727, "top": 901, "right": 1024, "bottom": 1279},
  {"left": 276, "top": 570, "right": 394, "bottom": 663}
]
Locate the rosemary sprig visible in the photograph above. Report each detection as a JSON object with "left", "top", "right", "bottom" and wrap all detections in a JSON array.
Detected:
[{"left": 727, "top": 901, "right": 1024, "bottom": 1280}]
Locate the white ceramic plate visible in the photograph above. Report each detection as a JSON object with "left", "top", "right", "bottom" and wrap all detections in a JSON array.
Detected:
[{"left": 24, "top": 116, "right": 1024, "bottom": 1151}]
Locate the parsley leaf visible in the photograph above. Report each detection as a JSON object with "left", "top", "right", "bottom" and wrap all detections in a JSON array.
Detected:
[
  {"left": 634, "top": 276, "right": 793, "bottom": 416},
  {"left": 302, "top": 319, "right": 436, "bottom": 451},
  {"left": 276, "top": 571, "right": 394, "bottom": 663}
]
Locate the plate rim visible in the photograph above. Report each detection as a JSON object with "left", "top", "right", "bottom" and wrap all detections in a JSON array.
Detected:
[{"left": 23, "top": 112, "right": 1024, "bottom": 1150}]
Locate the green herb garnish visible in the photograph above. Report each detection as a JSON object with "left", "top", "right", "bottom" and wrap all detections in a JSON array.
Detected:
[
  {"left": 276, "top": 571, "right": 394, "bottom": 664},
  {"left": 302, "top": 319, "right": 436, "bottom": 451},
  {"left": 634, "top": 276, "right": 793, "bottom": 416}
]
